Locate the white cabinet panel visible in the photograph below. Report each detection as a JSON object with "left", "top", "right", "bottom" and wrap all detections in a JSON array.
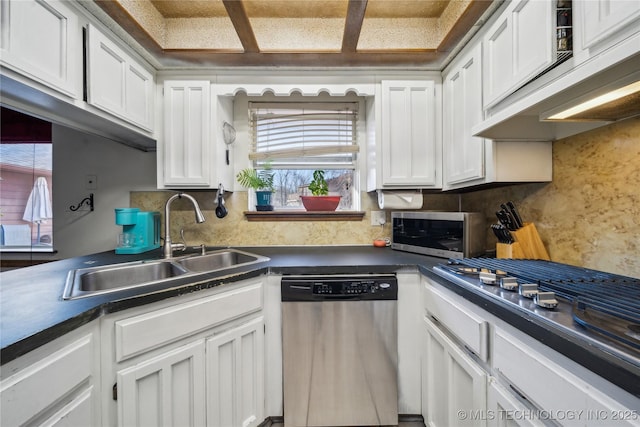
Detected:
[
  {"left": 484, "top": 17, "right": 513, "bottom": 109},
  {"left": 117, "top": 340, "right": 206, "bottom": 427},
  {"left": 0, "top": 0, "right": 80, "bottom": 98},
  {"left": 423, "top": 280, "right": 489, "bottom": 361},
  {"left": 580, "top": 0, "right": 640, "bottom": 49},
  {"left": 115, "top": 281, "right": 263, "bottom": 361},
  {"left": 162, "top": 80, "right": 212, "bottom": 187},
  {"left": 493, "top": 327, "right": 640, "bottom": 427},
  {"left": 487, "top": 380, "right": 545, "bottom": 427},
  {"left": 443, "top": 43, "right": 485, "bottom": 186},
  {"left": 483, "top": 0, "right": 555, "bottom": 109},
  {"left": 206, "top": 317, "right": 264, "bottom": 427},
  {"left": 0, "top": 329, "right": 99, "bottom": 427},
  {"left": 379, "top": 80, "right": 439, "bottom": 188},
  {"left": 86, "top": 24, "right": 154, "bottom": 132},
  {"left": 422, "top": 316, "right": 487, "bottom": 427}
]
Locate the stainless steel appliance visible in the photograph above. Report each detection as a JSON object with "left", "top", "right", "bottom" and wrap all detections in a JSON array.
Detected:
[
  {"left": 281, "top": 275, "right": 398, "bottom": 427},
  {"left": 392, "top": 211, "right": 486, "bottom": 259},
  {"left": 433, "top": 258, "right": 640, "bottom": 396}
]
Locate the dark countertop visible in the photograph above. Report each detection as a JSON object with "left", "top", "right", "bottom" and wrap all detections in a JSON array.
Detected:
[
  {"left": 1, "top": 245, "right": 637, "bottom": 398},
  {"left": 0, "top": 245, "right": 438, "bottom": 364}
]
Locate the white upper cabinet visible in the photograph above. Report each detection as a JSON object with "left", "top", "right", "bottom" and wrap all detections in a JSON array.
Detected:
[
  {"left": 377, "top": 80, "right": 440, "bottom": 189},
  {"left": 578, "top": 0, "right": 640, "bottom": 51},
  {"left": 159, "top": 80, "right": 235, "bottom": 189},
  {"left": 0, "top": 0, "right": 81, "bottom": 98},
  {"left": 483, "top": 0, "right": 555, "bottom": 109},
  {"left": 86, "top": 24, "right": 154, "bottom": 132},
  {"left": 443, "top": 43, "right": 486, "bottom": 187},
  {"left": 161, "top": 80, "right": 212, "bottom": 187}
]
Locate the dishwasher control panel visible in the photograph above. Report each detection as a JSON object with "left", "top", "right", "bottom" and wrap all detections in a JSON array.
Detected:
[
  {"left": 282, "top": 275, "right": 397, "bottom": 301},
  {"left": 313, "top": 281, "right": 389, "bottom": 295}
]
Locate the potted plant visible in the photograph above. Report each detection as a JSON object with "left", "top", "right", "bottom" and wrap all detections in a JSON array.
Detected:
[
  {"left": 236, "top": 166, "right": 275, "bottom": 211},
  {"left": 300, "top": 170, "right": 341, "bottom": 211}
]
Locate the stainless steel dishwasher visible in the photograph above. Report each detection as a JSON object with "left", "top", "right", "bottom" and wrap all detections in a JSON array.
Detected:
[{"left": 281, "top": 274, "right": 398, "bottom": 427}]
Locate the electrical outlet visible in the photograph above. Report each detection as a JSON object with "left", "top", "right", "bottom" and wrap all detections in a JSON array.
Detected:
[
  {"left": 370, "top": 210, "right": 386, "bottom": 226},
  {"left": 86, "top": 175, "right": 97, "bottom": 189}
]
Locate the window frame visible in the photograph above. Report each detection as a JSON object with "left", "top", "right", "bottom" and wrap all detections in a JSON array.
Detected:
[{"left": 240, "top": 93, "right": 366, "bottom": 213}]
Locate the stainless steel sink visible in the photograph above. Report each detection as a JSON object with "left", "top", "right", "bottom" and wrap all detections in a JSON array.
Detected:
[
  {"left": 62, "top": 260, "right": 189, "bottom": 300},
  {"left": 62, "top": 249, "right": 269, "bottom": 300},
  {"left": 177, "top": 249, "right": 269, "bottom": 273}
]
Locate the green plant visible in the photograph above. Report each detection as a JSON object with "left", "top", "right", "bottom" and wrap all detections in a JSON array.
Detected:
[
  {"left": 236, "top": 167, "right": 274, "bottom": 191},
  {"left": 308, "top": 170, "right": 329, "bottom": 196}
]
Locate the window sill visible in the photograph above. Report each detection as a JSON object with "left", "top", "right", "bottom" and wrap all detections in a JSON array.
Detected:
[{"left": 243, "top": 211, "right": 366, "bottom": 222}]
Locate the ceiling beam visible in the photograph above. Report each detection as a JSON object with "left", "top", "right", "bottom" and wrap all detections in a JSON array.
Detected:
[
  {"left": 342, "top": 0, "right": 368, "bottom": 53},
  {"left": 222, "top": 0, "right": 260, "bottom": 53}
]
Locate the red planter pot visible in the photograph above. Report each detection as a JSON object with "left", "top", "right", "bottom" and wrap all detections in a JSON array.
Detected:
[{"left": 300, "top": 196, "right": 341, "bottom": 211}]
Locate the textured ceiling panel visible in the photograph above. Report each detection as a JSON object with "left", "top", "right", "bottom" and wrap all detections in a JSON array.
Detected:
[
  {"left": 150, "top": 0, "right": 227, "bottom": 18},
  {"left": 94, "top": 0, "right": 496, "bottom": 68},
  {"left": 365, "top": 0, "right": 449, "bottom": 18},
  {"left": 243, "top": 0, "right": 349, "bottom": 18},
  {"left": 165, "top": 17, "right": 243, "bottom": 50},
  {"left": 251, "top": 18, "right": 346, "bottom": 51},
  {"left": 358, "top": 17, "right": 440, "bottom": 50}
]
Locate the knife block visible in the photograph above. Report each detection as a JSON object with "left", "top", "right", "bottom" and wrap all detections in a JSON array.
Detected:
[{"left": 496, "top": 222, "right": 550, "bottom": 260}]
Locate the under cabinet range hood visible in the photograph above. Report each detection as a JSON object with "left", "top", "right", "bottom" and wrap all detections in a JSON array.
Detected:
[
  {"left": 473, "top": 51, "right": 640, "bottom": 141},
  {"left": 541, "top": 70, "right": 640, "bottom": 122}
]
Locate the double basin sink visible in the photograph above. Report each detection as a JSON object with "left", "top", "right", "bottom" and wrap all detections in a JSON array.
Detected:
[{"left": 62, "top": 249, "right": 269, "bottom": 300}]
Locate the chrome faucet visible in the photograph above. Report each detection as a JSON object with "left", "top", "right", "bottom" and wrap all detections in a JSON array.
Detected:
[{"left": 163, "top": 193, "right": 206, "bottom": 258}]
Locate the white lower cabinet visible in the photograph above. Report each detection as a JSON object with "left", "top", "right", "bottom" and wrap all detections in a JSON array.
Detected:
[
  {"left": 117, "top": 340, "right": 206, "bottom": 427},
  {"left": 422, "top": 316, "right": 487, "bottom": 427},
  {"left": 486, "top": 380, "right": 545, "bottom": 427},
  {"left": 0, "top": 323, "right": 101, "bottom": 427},
  {"left": 101, "top": 277, "right": 266, "bottom": 427},
  {"left": 206, "top": 317, "right": 264, "bottom": 427},
  {"left": 422, "top": 277, "right": 640, "bottom": 427}
]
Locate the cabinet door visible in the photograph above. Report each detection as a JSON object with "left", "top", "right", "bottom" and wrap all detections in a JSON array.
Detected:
[
  {"left": 483, "top": 0, "right": 555, "bottom": 109},
  {"left": 380, "top": 80, "right": 438, "bottom": 187},
  {"left": 487, "top": 380, "right": 545, "bottom": 427},
  {"left": 206, "top": 317, "right": 264, "bottom": 427},
  {"left": 86, "top": 24, "right": 154, "bottom": 131},
  {"left": 1, "top": 331, "right": 99, "bottom": 427},
  {"left": 422, "top": 316, "right": 487, "bottom": 427},
  {"left": 581, "top": 0, "right": 640, "bottom": 49},
  {"left": 117, "top": 340, "right": 206, "bottom": 427},
  {"left": 162, "top": 80, "right": 212, "bottom": 187},
  {"left": 0, "top": 0, "right": 80, "bottom": 98},
  {"left": 443, "top": 43, "right": 485, "bottom": 186}
]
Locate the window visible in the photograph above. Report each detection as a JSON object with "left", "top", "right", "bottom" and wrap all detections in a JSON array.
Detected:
[
  {"left": 249, "top": 101, "right": 360, "bottom": 210},
  {"left": 0, "top": 107, "right": 54, "bottom": 252}
]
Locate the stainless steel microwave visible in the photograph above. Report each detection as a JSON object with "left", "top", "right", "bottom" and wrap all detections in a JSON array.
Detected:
[{"left": 391, "top": 211, "right": 486, "bottom": 259}]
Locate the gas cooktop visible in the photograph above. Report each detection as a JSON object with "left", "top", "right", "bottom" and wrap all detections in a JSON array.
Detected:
[{"left": 432, "top": 259, "right": 640, "bottom": 369}]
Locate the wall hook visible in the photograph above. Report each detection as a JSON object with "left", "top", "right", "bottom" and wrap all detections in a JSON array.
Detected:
[{"left": 70, "top": 193, "right": 94, "bottom": 211}]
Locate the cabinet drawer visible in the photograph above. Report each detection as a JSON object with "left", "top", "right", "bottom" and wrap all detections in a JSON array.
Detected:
[
  {"left": 423, "top": 282, "right": 488, "bottom": 361},
  {"left": 493, "top": 327, "right": 640, "bottom": 426},
  {"left": 0, "top": 334, "right": 94, "bottom": 426},
  {"left": 115, "top": 282, "right": 263, "bottom": 361}
]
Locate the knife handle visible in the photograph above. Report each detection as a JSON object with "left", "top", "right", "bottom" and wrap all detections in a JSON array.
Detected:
[{"left": 506, "top": 201, "right": 524, "bottom": 228}]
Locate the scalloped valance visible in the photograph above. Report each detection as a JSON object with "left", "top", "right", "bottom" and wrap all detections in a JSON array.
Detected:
[{"left": 215, "top": 83, "right": 375, "bottom": 97}]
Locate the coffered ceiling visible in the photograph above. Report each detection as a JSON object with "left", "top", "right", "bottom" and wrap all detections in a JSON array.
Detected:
[{"left": 93, "top": 0, "right": 496, "bottom": 68}]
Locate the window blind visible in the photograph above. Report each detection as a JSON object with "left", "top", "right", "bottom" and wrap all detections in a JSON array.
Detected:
[{"left": 249, "top": 102, "right": 359, "bottom": 169}]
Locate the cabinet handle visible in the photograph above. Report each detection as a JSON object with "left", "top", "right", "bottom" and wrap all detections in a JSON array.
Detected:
[{"left": 113, "top": 383, "right": 118, "bottom": 401}]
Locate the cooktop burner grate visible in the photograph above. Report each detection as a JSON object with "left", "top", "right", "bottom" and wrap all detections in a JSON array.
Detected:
[{"left": 448, "top": 259, "right": 640, "bottom": 349}]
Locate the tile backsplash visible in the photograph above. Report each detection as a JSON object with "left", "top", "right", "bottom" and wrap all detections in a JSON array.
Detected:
[{"left": 132, "top": 116, "right": 639, "bottom": 278}]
